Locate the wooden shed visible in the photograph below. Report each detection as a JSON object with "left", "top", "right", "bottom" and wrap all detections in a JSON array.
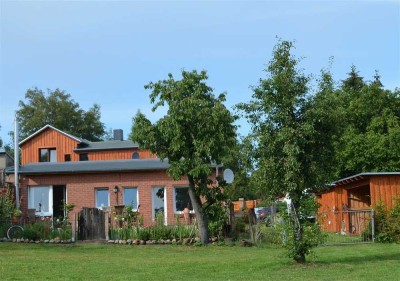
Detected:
[{"left": 317, "top": 172, "right": 400, "bottom": 234}]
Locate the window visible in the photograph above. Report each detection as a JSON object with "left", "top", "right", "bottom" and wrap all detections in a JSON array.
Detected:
[
  {"left": 79, "top": 153, "right": 89, "bottom": 161},
  {"left": 95, "top": 189, "right": 109, "bottom": 209},
  {"left": 132, "top": 152, "right": 140, "bottom": 159},
  {"left": 174, "top": 187, "right": 193, "bottom": 213},
  {"left": 152, "top": 187, "right": 164, "bottom": 218},
  {"left": 123, "top": 187, "right": 138, "bottom": 210},
  {"left": 39, "top": 148, "right": 57, "bottom": 162},
  {"left": 64, "top": 154, "right": 71, "bottom": 162},
  {"left": 28, "top": 186, "right": 53, "bottom": 216}
]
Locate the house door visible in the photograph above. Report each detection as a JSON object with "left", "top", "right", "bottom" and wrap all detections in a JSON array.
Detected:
[{"left": 53, "top": 185, "right": 66, "bottom": 219}]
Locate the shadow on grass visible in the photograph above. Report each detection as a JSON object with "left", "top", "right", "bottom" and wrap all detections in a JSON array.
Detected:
[{"left": 316, "top": 251, "right": 400, "bottom": 265}]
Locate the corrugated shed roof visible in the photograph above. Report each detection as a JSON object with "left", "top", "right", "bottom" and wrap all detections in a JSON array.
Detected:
[
  {"left": 334, "top": 172, "right": 400, "bottom": 186},
  {"left": 5, "top": 159, "right": 169, "bottom": 175}
]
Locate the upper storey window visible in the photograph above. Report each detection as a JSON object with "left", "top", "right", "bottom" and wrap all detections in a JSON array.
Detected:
[
  {"left": 79, "top": 153, "right": 89, "bottom": 161},
  {"left": 39, "top": 148, "right": 57, "bottom": 162}
]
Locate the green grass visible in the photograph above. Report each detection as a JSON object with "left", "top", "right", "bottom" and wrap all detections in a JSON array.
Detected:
[{"left": 0, "top": 242, "right": 399, "bottom": 280}]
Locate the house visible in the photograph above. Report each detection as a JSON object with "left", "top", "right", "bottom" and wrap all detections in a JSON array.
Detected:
[
  {"left": 6, "top": 125, "right": 219, "bottom": 226},
  {"left": 317, "top": 172, "right": 400, "bottom": 234},
  {"left": 0, "top": 147, "right": 14, "bottom": 187}
]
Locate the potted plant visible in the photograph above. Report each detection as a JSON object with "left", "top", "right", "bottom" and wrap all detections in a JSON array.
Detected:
[{"left": 12, "top": 208, "right": 22, "bottom": 223}]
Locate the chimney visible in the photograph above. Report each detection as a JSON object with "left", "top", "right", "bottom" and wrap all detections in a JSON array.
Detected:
[{"left": 113, "top": 129, "right": 123, "bottom": 141}]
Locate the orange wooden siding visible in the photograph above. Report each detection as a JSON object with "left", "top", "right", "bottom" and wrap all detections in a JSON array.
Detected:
[
  {"left": 20, "top": 128, "right": 80, "bottom": 164},
  {"left": 370, "top": 175, "right": 400, "bottom": 209},
  {"left": 20, "top": 127, "right": 156, "bottom": 164},
  {"left": 87, "top": 149, "right": 156, "bottom": 161}
]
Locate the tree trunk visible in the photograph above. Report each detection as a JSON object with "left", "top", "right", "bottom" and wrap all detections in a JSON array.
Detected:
[
  {"left": 187, "top": 175, "right": 209, "bottom": 244},
  {"left": 291, "top": 199, "right": 306, "bottom": 263}
]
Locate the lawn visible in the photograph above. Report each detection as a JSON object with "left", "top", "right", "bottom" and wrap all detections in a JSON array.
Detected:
[{"left": 0, "top": 242, "right": 399, "bottom": 280}]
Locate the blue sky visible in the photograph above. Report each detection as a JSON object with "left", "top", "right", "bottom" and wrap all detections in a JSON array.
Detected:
[{"left": 0, "top": 0, "right": 399, "bottom": 144}]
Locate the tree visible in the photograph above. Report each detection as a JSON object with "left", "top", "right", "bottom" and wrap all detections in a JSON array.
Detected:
[
  {"left": 333, "top": 76, "right": 400, "bottom": 178},
  {"left": 130, "top": 70, "right": 237, "bottom": 244},
  {"left": 17, "top": 88, "right": 106, "bottom": 141},
  {"left": 238, "top": 40, "right": 329, "bottom": 263},
  {"left": 0, "top": 125, "right": 3, "bottom": 148},
  {"left": 342, "top": 65, "right": 365, "bottom": 91}
]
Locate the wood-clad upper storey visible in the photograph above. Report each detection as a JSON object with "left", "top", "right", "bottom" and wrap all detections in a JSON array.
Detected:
[
  {"left": 20, "top": 125, "right": 155, "bottom": 165},
  {"left": 85, "top": 149, "right": 156, "bottom": 161},
  {"left": 20, "top": 127, "right": 80, "bottom": 164}
]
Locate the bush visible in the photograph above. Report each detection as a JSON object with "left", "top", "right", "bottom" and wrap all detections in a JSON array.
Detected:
[
  {"left": 22, "top": 227, "right": 40, "bottom": 241},
  {"left": 374, "top": 197, "right": 400, "bottom": 243}
]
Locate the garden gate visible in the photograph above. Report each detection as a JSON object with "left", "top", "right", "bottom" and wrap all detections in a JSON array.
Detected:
[{"left": 78, "top": 208, "right": 106, "bottom": 240}]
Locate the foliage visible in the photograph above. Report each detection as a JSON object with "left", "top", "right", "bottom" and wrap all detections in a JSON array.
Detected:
[
  {"left": 207, "top": 204, "right": 228, "bottom": 238},
  {"left": 0, "top": 187, "right": 15, "bottom": 222},
  {"left": 16, "top": 87, "right": 105, "bottom": 141},
  {"left": 330, "top": 68, "right": 400, "bottom": 178},
  {"left": 130, "top": 69, "right": 237, "bottom": 244},
  {"left": 374, "top": 198, "right": 400, "bottom": 243},
  {"left": 237, "top": 40, "right": 329, "bottom": 262}
]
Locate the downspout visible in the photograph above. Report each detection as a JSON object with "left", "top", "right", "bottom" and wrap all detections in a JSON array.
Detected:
[{"left": 14, "top": 115, "right": 20, "bottom": 209}]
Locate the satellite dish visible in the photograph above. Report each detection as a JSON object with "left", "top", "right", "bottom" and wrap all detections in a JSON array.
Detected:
[{"left": 223, "top": 169, "right": 234, "bottom": 184}]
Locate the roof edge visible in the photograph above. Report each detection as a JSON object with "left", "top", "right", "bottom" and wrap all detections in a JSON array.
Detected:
[
  {"left": 19, "top": 125, "right": 83, "bottom": 146},
  {"left": 334, "top": 172, "right": 400, "bottom": 185}
]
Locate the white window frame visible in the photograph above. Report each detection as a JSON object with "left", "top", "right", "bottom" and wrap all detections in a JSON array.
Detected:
[
  {"left": 152, "top": 186, "right": 166, "bottom": 220},
  {"left": 28, "top": 185, "right": 53, "bottom": 216},
  {"left": 123, "top": 187, "right": 139, "bottom": 211},
  {"left": 95, "top": 188, "right": 110, "bottom": 209},
  {"left": 173, "top": 186, "right": 194, "bottom": 214}
]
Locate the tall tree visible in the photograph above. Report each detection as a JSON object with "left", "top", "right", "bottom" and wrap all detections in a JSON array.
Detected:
[
  {"left": 334, "top": 77, "right": 400, "bottom": 178},
  {"left": 238, "top": 40, "right": 330, "bottom": 263},
  {"left": 342, "top": 65, "right": 365, "bottom": 91},
  {"left": 130, "top": 70, "right": 237, "bottom": 244},
  {"left": 0, "top": 125, "right": 3, "bottom": 148},
  {"left": 17, "top": 88, "right": 105, "bottom": 141}
]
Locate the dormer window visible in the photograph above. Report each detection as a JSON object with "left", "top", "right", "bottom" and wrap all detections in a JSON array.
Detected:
[
  {"left": 39, "top": 148, "right": 57, "bottom": 162},
  {"left": 132, "top": 152, "right": 140, "bottom": 159}
]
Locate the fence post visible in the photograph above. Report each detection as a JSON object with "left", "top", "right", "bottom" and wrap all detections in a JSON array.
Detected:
[
  {"left": 371, "top": 209, "right": 375, "bottom": 243},
  {"left": 71, "top": 213, "right": 76, "bottom": 242}
]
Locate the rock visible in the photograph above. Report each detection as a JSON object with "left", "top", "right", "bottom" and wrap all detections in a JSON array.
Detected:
[
  {"left": 12, "top": 238, "right": 17, "bottom": 242},
  {"left": 20, "top": 238, "right": 25, "bottom": 242},
  {"left": 25, "top": 239, "right": 30, "bottom": 243},
  {"left": 194, "top": 237, "right": 201, "bottom": 243},
  {"left": 211, "top": 237, "right": 218, "bottom": 242},
  {"left": 139, "top": 240, "right": 146, "bottom": 245},
  {"left": 16, "top": 239, "right": 21, "bottom": 243},
  {"left": 35, "top": 241, "right": 40, "bottom": 244},
  {"left": 182, "top": 238, "right": 190, "bottom": 245},
  {"left": 114, "top": 240, "right": 118, "bottom": 244},
  {"left": 240, "top": 239, "right": 253, "bottom": 247},
  {"left": 165, "top": 239, "right": 171, "bottom": 244},
  {"left": 107, "top": 240, "right": 114, "bottom": 244},
  {"left": 44, "top": 240, "right": 50, "bottom": 243},
  {"left": 49, "top": 239, "right": 54, "bottom": 244}
]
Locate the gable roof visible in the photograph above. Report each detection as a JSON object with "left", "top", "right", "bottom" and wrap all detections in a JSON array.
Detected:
[
  {"left": 5, "top": 158, "right": 169, "bottom": 175},
  {"left": 18, "top": 124, "right": 140, "bottom": 151},
  {"left": 19, "top": 124, "right": 83, "bottom": 146}
]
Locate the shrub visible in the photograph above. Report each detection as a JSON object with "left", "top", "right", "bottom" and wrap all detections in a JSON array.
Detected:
[{"left": 374, "top": 197, "right": 400, "bottom": 243}]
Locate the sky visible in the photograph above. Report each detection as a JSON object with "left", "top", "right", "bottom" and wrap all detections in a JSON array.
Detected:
[{"left": 0, "top": 0, "right": 399, "bottom": 144}]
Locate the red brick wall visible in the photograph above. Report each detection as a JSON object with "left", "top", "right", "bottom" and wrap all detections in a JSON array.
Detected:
[{"left": 18, "top": 169, "right": 219, "bottom": 226}]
